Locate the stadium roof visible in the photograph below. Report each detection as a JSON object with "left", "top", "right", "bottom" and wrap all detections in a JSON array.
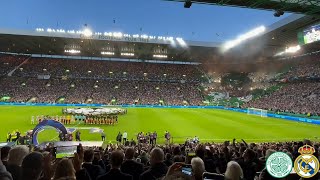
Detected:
[
  {"left": 166, "top": 0, "right": 320, "bottom": 16},
  {"left": 0, "top": 14, "right": 319, "bottom": 63}
]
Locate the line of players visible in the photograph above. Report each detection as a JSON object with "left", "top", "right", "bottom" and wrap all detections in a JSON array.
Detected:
[
  {"left": 31, "top": 115, "right": 118, "bottom": 125},
  {"left": 31, "top": 115, "right": 75, "bottom": 125},
  {"left": 84, "top": 116, "right": 118, "bottom": 125}
]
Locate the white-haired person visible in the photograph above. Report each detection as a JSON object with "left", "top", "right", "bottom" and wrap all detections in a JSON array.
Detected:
[
  {"left": 7, "top": 145, "right": 29, "bottom": 180},
  {"left": 191, "top": 157, "right": 205, "bottom": 180},
  {"left": 224, "top": 161, "right": 244, "bottom": 180}
]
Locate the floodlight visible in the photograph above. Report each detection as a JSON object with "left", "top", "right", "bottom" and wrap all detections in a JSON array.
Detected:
[
  {"left": 101, "top": 51, "right": 115, "bottom": 55},
  {"left": 275, "top": 45, "right": 301, "bottom": 56},
  {"left": 113, "top": 32, "right": 123, "bottom": 38},
  {"left": 176, "top": 37, "right": 187, "bottom": 48},
  {"left": 222, "top": 26, "right": 266, "bottom": 52},
  {"left": 141, "top": 34, "right": 148, "bottom": 39},
  {"left": 285, "top": 45, "right": 301, "bottom": 53},
  {"left": 83, "top": 28, "right": 93, "bottom": 37},
  {"left": 121, "top": 53, "right": 134, "bottom": 56},
  {"left": 153, "top": 55, "right": 167, "bottom": 58},
  {"left": 169, "top": 39, "right": 176, "bottom": 47},
  {"left": 64, "top": 49, "right": 80, "bottom": 54}
]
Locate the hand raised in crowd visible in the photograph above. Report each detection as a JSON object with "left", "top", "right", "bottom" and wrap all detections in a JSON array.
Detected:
[{"left": 73, "top": 144, "right": 83, "bottom": 172}]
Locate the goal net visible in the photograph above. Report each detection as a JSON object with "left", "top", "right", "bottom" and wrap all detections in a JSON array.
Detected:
[{"left": 247, "top": 108, "right": 268, "bottom": 117}]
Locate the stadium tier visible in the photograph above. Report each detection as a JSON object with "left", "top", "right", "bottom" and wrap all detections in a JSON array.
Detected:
[{"left": 0, "top": 55, "right": 204, "bottom": 105}]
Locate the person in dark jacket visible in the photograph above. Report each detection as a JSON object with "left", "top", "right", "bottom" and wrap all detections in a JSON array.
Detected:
[
  {"left": 82, "top": 149, "right": 105, "bottom": 180},
  {"left": 239, "top": 149, "right": 257, "bottom": 180},
  {"left": 121, "top": 147, "right": 144, "bottom": 180},
  {"left": 1, "top": 146, "right": 11, "bottom": 167},
  {"left": 140, "top": 147, "right": 168, "bottom": 180},
  {"left": 97, "top": 150, "right": 132, "bottom": 180}
]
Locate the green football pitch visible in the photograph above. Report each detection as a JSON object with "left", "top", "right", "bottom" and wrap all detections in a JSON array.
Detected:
[{"left": 0, "top": 106, "right": 319, "bottom": 144}]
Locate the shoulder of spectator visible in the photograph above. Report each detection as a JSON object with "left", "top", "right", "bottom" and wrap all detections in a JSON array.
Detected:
[{"left": 0, "top": 164, "right": 13, "bottom": 180}]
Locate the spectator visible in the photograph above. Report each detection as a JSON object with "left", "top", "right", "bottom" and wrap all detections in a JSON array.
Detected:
[
  {"left": 123, "top": 131, "right": 128, "bottom": 144},
  {"left": 82, "top": 149, "right": 105, "bottom": 180},
  {"left": 224, "top": 161, "right": 243, "bottom": 180},
  {"left": 53, "top": 158, "right": 76, "bottom": 180},
  {"left": 139, "top": 151, "right": 149, "bottom": 166},
  {"left": 21, "top": 152, "right": 43, "bottom": 180},
  {"left": 0, "top": 148, "right": 13, "bottom": 180},
  {"left": 1, "top": 146, "right": 11, "bottom": 167},
  {"left": 140, "top": 147, "right": 168, "bottom": 180},
  {"left": 121, "top": 147, "right": 144, "bottom": 180},
  {"left": 7, "top": 145, "right": 29, "bottom": 180},
  {"left": 191, "top": 157, "right": 205, "bottom": 180},
  {"left": 97, "top": 150, "right": 132, "bottom": 180},
  {"left": 164, "top": 153, "right": 173, "bottom": 167},
  {"left": 239, "top": 149, "right": 257, "bottom": 180}
]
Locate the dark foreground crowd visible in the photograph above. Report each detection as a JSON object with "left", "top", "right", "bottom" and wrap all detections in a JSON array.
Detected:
[{"left": 0, "top": 139, "right": 319, "bottom": 180}]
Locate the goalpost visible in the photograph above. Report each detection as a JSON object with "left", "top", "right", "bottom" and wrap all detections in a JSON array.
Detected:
[{"left": 247, "top": 108, "right": 268, "bottom": 117}]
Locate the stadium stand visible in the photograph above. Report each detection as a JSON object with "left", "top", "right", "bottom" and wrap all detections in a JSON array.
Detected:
[
  {"left": 243, "top": 56, "right": 320, "bottom": 116},
  {"left": 12, "top": 58, "right": 202, "bottom": 82},
  {"left": 0, "top": 56, "right": 204, "bottom": 105},
  {"left": 0, "top": 55, "right": 27, "bottom": 76},
  {"left": 0, "top": 139, "right": 316, "bottom": 180}
]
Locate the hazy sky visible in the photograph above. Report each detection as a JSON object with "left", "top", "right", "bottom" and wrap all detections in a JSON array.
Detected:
[{"left": 0, "top": 0, "right": 290, "bottom": 42}]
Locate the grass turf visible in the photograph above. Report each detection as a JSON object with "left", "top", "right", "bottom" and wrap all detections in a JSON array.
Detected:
[{"left": 0, "top": 105, "right": 319, "bottom": 144}]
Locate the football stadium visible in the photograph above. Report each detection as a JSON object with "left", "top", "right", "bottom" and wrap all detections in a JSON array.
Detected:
[{"left": 0, "top": 0, "right": 320, "bottom": 180}]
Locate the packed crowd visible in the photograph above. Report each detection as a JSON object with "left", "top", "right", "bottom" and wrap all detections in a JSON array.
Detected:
[
  {"left": 0, "top": 55, "right": 204, "bottom": 105},
  {"left": 12, "top": 58, "right": 202, "bottom": 82},
  {"left": 0, "top": 77, "right": 203, "bottom": 105},
  {"left": 281, "top": 55, "right": 320, "bottom": 80},
  {"left": 0, "top": 55, "right": 27, "bottom": 76},
  {"left": 0, "top": 139, "right": 317, "bottom": 180},
  {"left": 248, "top": 72, "right": 278, "bottom": 83},
  {"left": 244, "top": 82, "right": 320, "bottom": 115}
]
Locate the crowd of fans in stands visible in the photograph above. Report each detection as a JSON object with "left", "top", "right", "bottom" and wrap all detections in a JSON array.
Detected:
[
  {"left": 0, "top": 78, "right": 203, "bottom": 105},
  {"left": 0, "top": 56, "right": 204, "bottom": 105},
  {"left": 0, "top": 55, "right": 26, "bottom": 76},
  {"left": 281, "top": 55, "right": 320, "bottom": 80},
  {"left": 243, "top": 82, "right": 320, "bottom": 116},
  {"left": 2, "top": 54, "right": 320, "bottom": 114},
  {"left": 243, "top": 57, "right": 320, "bottom": 116},
  {"left": 0, "top": 139, "right": 317, "bottom": 180},
  {"left": 12, "top": 58, "right": 202, "bottom": 82}
]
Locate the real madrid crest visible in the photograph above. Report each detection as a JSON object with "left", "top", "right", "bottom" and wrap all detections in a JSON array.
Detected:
[{"left": 294, "top": 145, "right": 319, "bottom": 178}]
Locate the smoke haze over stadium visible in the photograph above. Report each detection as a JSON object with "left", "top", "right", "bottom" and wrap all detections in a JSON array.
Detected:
[{"left": 0, "top": 0, "right": 290, "bottom": 42}]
